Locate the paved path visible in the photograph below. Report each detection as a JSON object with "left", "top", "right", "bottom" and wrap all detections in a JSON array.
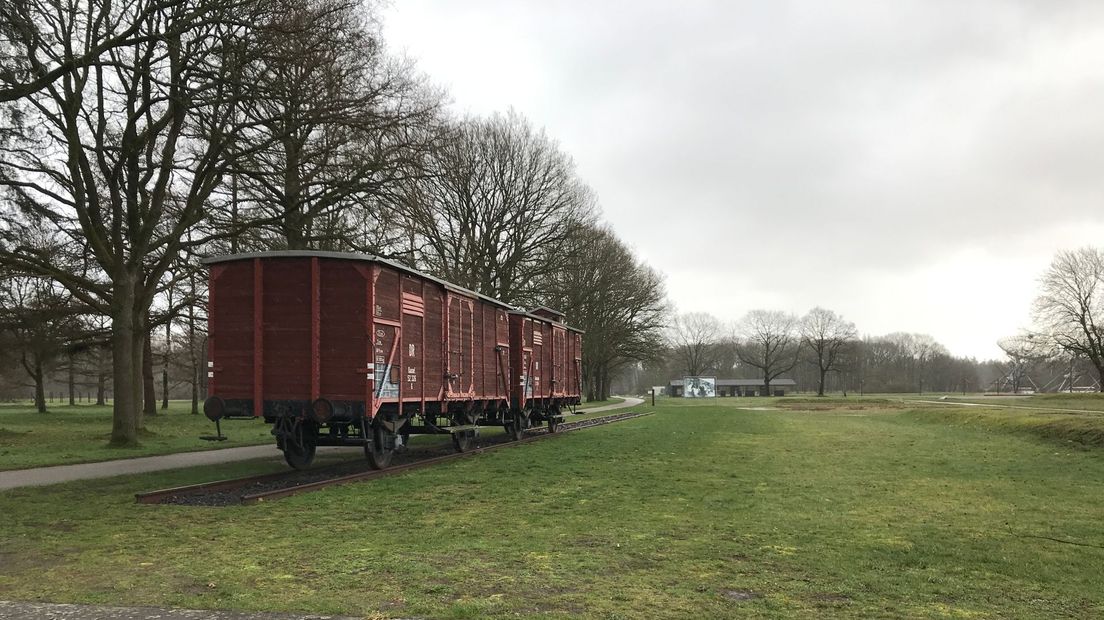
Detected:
[
  {"left": 0, "top": 600, "right": 362, "bottom": 620},
  {"left": 576, "top": 396, "right": 644, "bottom": 413},
  {"left": 901, "top": 398, "right": 1104, "bottom": 416},
  {"left": 0, "top": 445, "right": 294, "bottom": 492},
  {"left": 0, "top": 397, "right": 645, "bottom": 492}
]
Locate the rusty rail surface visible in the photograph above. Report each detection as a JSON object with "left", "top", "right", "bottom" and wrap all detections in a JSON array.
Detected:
[
  {"left": 137, "top": 410, "right": 651, "bottom": 506},
  {"left": 135, "top": 465, "right": 337, "bottom": 505}
]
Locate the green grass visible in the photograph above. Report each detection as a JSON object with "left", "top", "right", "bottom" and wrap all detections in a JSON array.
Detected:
[
  {"left": 1, "top": 397, "right": 1103, "bottom": 618},
  {"left": 905, "top": 406, "right": 1104, "bottom": 449},
  {"left": 0, "top": 402, "right": 272, "bottom": 471}
]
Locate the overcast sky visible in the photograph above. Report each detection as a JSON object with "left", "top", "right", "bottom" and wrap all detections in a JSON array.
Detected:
[{"left": 383, "top": 0, "right": 1104, "bottom": 360}]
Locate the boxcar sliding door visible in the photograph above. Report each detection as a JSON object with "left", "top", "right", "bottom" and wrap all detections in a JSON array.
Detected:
[
  {"left": 446, "top": 294, "right": 475, "bottom": 398},
  {"left": 401, "top": 275, "right": 426, "bottom": 407},
  {"left": 552, "top": 327, "right": 566, "bottom": 397}
]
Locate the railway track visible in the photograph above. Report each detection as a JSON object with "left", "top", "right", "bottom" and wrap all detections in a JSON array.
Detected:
[{"left": 136, "top": 410, "right": 651, "bottom": 506}]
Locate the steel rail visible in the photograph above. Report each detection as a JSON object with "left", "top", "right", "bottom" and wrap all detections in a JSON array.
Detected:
[
  {"left": 135, "top": 464, "right": 341, "bottom": 505},
  {"left": 136, "top": 411, "right": 652, "bottom": 506},
  {"left": 241, "top": 411, "right": 652, "bottom": 504}
]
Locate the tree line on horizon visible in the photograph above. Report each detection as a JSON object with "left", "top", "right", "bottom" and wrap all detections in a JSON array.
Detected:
[
  {"left": 654, "top": 308, "right": 975, "bottom": 396},
  {"left": 646, "top": 251, "right": 1104, "bottom": 397},
  {"left": 0, "top": 0, "right": 666, "bottom": 443}
]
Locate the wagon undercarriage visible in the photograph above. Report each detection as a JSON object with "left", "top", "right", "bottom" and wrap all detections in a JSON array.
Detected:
[{"left": 246, "top": 397, "right": 575, "bottom": 469}]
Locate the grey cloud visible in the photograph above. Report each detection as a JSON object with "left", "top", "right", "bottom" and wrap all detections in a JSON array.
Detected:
[{"left": 385, "top": 0, "right": 1104, "bottom": 357}]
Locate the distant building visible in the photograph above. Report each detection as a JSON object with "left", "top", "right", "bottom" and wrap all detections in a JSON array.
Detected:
[{"left": 668, "top": 378, "right": 797, "bottom": 397}]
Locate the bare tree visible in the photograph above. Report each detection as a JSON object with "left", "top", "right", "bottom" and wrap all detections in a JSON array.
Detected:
[
  {"left": 160, "top": 248, "right": 208, "bottom": 414},
  {"left": 910, "top": 334, "right": 946, "bottom": 394},
  {"left": 735, "top": 310, "right": 800, "bottom": 395},
  {"left": 0, "top": 0, "right": 263, "bottom": 444},
  {"left": 538, "top": 225, "right": 668, "bottom": 401},
  {"left": 0, "top": 275, "right": 84, "bottom": 411},
  {"left": 800, "top": 307, "right": 857, "bottom": 396},
  {"left": 879, "top": 332, "right": 948, "bottom": 394},
  {"left": 404, "top": 110, "right": 596, "bottom": 305},
  {"left": 1033, "top": 247, "right": 1104, "bottom": 391},
  {"left": 669, "top": 312, "right": 724, "bottom": 377},
  {"left": 223, "top": 0, "right": 441, "bottom": 252},
  {"left": 0, "top": 0, "right": 196, "bottom": 102}
]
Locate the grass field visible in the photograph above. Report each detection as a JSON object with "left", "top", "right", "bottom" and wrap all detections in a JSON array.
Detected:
[
  {"left": 0, "top": 402, "right": 272, "bottom": 471},
  {"left": 2, "top": 396, "right": 1103, "bottom": 618}
]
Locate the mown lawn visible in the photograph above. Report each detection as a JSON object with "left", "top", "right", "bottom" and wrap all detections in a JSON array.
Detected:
[
  {"left": 1, "top": 397, "right": 1103, "bottom": 618},
  {"left": 0, "top": 402, "right": 272, "bottom": 471}
]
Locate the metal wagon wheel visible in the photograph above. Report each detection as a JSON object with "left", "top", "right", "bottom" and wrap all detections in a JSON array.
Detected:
[
  {"left": 545, "top": 403, "right": 560, "bottom": 432},
  {"left": 364, "top": 424, "right": 395, "bottom": 469},
  {"left": 504, "top": 412, "right": 528, "bottom": 441},
  {"left": 452, "top": 429, "right": 477, "bottom": 452},
  {"left": 282, "top": 423, "right": 317, "bottom": 470}
]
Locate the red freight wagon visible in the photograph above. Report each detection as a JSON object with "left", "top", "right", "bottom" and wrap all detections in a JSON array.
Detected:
[
  {"left": 201, "top": 251, "right": 582, "bottom": 469},
  {"left": 508, "top": 307, "right": 583, "bottom": 439}
]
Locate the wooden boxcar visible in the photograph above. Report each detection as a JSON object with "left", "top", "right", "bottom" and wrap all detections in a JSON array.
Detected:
[
  {"left": 202, "top": 251, "right": 582, "bottom": 468},
  {"left": 509, "top": 307, "right": 583, "bottom": 433}
]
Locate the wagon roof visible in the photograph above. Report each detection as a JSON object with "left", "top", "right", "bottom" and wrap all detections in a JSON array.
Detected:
[
  {"left": 202, "top": 251, "right": 583, "bottom": 332},
  {"left": 507, "top": 308, "right": 585, "bottom": 334},
  {"left": 203, "top": 250, "right": 515, "bottom": 308}
]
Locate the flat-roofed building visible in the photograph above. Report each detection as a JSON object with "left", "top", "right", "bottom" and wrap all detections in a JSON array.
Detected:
[{"left": 668, "top": 378, "right": 797, "bottom": 397}]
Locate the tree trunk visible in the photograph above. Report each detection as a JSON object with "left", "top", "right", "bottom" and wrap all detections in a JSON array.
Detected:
[
  {"left": 584, "top": 365, "right": 595, "bottom": 401},
  {"left": 34, "top": 358, "right": 46, "bottom": 413},
  {"left": 162, "top": 301, "right": 171, "bottom": 409},
  {"left": 68, "top": 353, "right": 76, "bottom": 405},
  {"left": 95, "top": 346, "right": 107, "bottom": 405},
  {"left": 188, "top": 300, "right": 200, "bottom": 414},
  {"left": 817, "top": 367, "right": 827, "bottom": 397},
  {"left": 96, "top": 369, "right": 106, "bottom": 406},
  {"left": 191, "top": 365, "right": 200, "bottom": 415},
  {"left": 283, "top": 138, "right": 306, "bottom": 249},
  {"left": 764, "top": 373, "right": 771, "bottom": 397},
  {"left": 143, "top": 332, "right": 157, "bottom": 416},
  {"left": 109, "top": 281, "right": 143, "bottom": 446}
]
